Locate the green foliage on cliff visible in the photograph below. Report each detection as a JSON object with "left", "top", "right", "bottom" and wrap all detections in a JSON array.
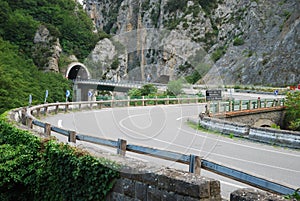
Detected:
[
  {"left": 0, "top": 38, "right": 72, "bottom": 114},
  {"left": 0, "top": 0, "right": 105, "bottom": 114},
  {"left": 285, "top": 91, "right": 300, "bottom": 131},
  {"left": 0, "top": 0, "right": 101, "bottom": 61},
  {"left": 0, "top": 114, "right": 119, "bottom": 201}
]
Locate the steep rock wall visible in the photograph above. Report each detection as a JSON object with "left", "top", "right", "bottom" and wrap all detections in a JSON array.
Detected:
[{"left": 84, "top": 0, "right": 299, "bottom": 86}]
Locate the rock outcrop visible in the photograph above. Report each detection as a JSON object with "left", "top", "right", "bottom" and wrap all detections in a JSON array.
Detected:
[
  {"left": 33, "top": 25, "right": 62, "bottom": 72},
  {"left": 83, "top": 0, "right": 299, "bottom": 86}
]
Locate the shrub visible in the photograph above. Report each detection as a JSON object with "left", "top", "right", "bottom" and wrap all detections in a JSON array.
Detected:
[
  {"left": 233, "top": 37, "right": 244, "bottom": 46},
  {"left": 0, "top": 114, "right": 119, "bottom": 201}
]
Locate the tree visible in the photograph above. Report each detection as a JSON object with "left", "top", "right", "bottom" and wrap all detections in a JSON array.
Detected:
[
  {"left": 285, "top": 91, "right": 300, "bottom": 131},
  {"left": 140, "top": 84, "right": 157, "bottom": 96},
  {"left": 167, "top": 79, "right": 184, "bottom": 96}
]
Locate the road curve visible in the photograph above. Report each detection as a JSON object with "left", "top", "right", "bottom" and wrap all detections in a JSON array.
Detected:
[{"left": 44, "top": 103, "right": 300, "bottom": 199}]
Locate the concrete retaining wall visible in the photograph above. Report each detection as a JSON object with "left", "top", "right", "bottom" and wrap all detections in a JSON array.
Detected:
[{"left": 198, "top": 117, "right": 300, "bottom": 149}]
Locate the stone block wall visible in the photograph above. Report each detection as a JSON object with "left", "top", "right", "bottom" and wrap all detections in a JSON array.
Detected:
[
  {"left": 106, "top": 166, "right": 222, "bottom": 201},
  {"left": 230, "top": 188, "right": 294, "bottom": 201}
]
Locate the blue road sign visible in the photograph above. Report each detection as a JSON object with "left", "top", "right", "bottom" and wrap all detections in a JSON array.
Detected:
[
  {"left": 66, "top": 90, "right": 70, "bottom": 97},
  {"left": 274, "top": 90, "right": 278, "bottom": 96},
  {"left": 88, "top": 91, "right": 93, "bottom": 97}
]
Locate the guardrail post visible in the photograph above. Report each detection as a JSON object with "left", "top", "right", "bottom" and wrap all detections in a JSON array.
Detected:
[
  {"left": 239, "top": 100, "right": 242, "bottom": 111},
  {"left": 21, "top": 108, "right": 27, "bottom": 125},
  {"left": 36, "top": 108, "right": 40, "bottom": 117},
  {"left": 166, "top": 96, "right": 169, "bottom": 105},
  {"left": 27, "top": 117, "right": 33, "bottom": 129},
  {"left": 142, "top": 96, "right": 145, "bottom": 106},
  {"left": 55, "top": 105, "right": 59, "bottom": 114},
  {"left": 65, "top": 104, "right": 69, "bottom": 112},
  {"left": 248, "top": 100, "right": 251, "bottom": 110},
  {"left": 111, "top": 96, "right": 114, "bottom": 108},
  {"left": 228, "top": 101, "right": 231, "bottom": 112},
  {"left": 68, "top": 130, "right": 76, "bottom": 143},
  {"left": 44, "top": 106, "right": 48, "bottom": 115},
  {"left": 189, "top": 155, "right": 201, "bottom": 175},
  {"left": 44, "top": 123, "right": 51, "bottom": 137},
  {"left": 117, "top": 138, "right": 127, "bottom": 156},
  {"left": 127, "top": 96, "right": 130, "bottom": 107}
]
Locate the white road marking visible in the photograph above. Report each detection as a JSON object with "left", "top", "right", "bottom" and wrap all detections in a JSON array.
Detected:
[{"left": 58, "top": 119, "right": 62, "bottom": 128}]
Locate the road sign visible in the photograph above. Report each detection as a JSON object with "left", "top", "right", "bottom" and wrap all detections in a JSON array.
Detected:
[
  {"left": 66, "top": 90, "right": 70, "bottom": 97},
  {"left": 206, "top": 90, "right": 222, "bottom": 101},
  {"left": 88, "top": 91, "right": 93, "bottom": 97},
  {"left": 274, "top": 90, "right": 278, "bottom": 96}
]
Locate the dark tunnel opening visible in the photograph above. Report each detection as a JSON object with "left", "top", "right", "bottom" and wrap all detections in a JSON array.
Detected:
[{"left": 67, "top": 65, "right": 89, "bottom": 80}]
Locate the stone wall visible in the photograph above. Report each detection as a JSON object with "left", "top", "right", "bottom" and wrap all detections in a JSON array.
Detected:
[
  {"left": 230, "top": 189, "right": 294, "bottom": 201},
  {"left": 217, "top": 108, "right": 285, "bottom": 127},
  {"left": 86, "top": 148, "right": 222, "bottom": 201}
]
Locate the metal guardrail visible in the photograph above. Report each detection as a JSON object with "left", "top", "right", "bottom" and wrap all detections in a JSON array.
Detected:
[{"left": 17, "top": 98, "right": 298, "bottom": 196}]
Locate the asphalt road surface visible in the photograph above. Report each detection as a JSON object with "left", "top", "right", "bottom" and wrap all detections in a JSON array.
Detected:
[{"left": 44, "top": 100, "right": 299, "bottom": 199}]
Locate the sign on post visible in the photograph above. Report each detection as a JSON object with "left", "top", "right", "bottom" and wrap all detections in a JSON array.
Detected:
[
  {"left": 274, "top": 90, "right": 278, "bottom": 96},
  {"left": 206, "top": 90, "right": 222, "bottom": 101},
  {"left": 66, "top": 90, "right": 70, "bottom": 102},
  {"left": 44, "top": 90, "right": 48, "bottom": 103}
]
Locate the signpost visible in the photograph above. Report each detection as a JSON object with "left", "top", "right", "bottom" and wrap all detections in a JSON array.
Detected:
[
  {"left": 206, "top": 90, "right": 222, "bottom": 101},
  {"left": 66, "top": 90, "right": 70, "bottom": 102},
  {"left": 29, "top": 94, "right": 32, "bottom": 107},
  {"left": 44, "top": 90, "right": 48, "bottom": 103}
]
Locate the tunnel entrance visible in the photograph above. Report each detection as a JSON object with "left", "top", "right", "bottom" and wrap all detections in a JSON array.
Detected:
[{"left": 65, "top": 62, "right": 91, "bottom": 80}]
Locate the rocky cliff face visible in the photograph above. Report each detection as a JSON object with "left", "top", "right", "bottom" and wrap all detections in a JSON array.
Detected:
[{"left": 84, "top": 0, "right": 299, "bottom": 86}]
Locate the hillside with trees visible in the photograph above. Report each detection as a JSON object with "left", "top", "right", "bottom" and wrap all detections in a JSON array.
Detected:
[{"left": 0, "top": 0, "right": 101, "bottom": 114}]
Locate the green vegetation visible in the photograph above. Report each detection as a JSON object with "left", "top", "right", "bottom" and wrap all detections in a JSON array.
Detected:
[
  {"left": 285, "top": 91, "right": 300, "bottom": 131},
  {"left": 0, "top": 0, "right": 110, "bottom": 114},
  {"left": 0, "top": 0, "right": 103, "bottom": 61},
  {"left": 233, "top": 37, "right": 245, "bottom": 46},
  {"left": 0, "top": 38, "right": 72, "bottom": 114},
  {"left": 0, "top": 113, "right": 119, "bottom": 201},
  {"left": 211, "top": 46, "right": 227, "bottom": 62},
  {"left": 167, "top": 79, "right": 184, "bottom": 96},
  {"left": 128, "top": 84, "right": 158, "bottom": 97}
]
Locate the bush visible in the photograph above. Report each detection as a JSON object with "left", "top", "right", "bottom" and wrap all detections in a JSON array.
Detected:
[
  {"left": 0, "top": 114, "right": 119, "bottom": 201},
  {"left": 233, "top": 37, "right": 244, "bottom": 46},
  {"left": 285, "top": 91, "right": 300, "bottom": 131},
  {"left": 211, "top": 46, "right": 227, "bottom": 62}
]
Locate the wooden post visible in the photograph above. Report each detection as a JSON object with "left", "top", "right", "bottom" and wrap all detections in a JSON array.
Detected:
[
  {"left": 68, "top": 130, "right": 76, "bottom": 143},
  {"left": 117, "top": 138, "right": 127, "bottom": 156},
  {"left": 195, "top": 156, "right": 201, "bottom": 175},
  {"left": 44, "top": 123, "right": 51, "bottom": 137},
  {"left": 27, "top": 117, "right": 33, "bottom": 129},
  {"left": 55, "top": 105, "right": 59, "bottom": 114},
  {"left": 36, "top": 108, "right": 40, "bottom": 117},
  {"left": 65, "top": 104, "right": 68, "bottom": 112},
  {"left": 189, "top": 155, "right": 201, "bottom": 175},
  {"left": 228, "top": 101, "right": 232, "bottom": 112},
  {"left": 142, "top": 96, "right": 145, "bottom": 106},
  {"left": 21, "top": 108, "right": 27, "bottom": 125},
  {"left": 239, "top": 100, "right": 242, "bottom": 111},
  {"left": 44, "top": 106, "right": 48, "bottom": 115}
]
